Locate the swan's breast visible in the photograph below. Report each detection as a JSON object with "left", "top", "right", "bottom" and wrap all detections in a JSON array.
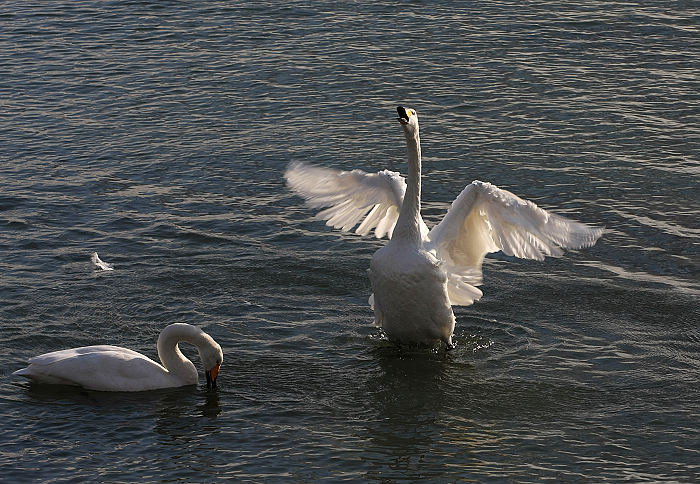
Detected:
[
  {"left": 370, "top": 243, "right": 445, "bottom": 285},
  {"left": 369, "top": 242, "right": 454, "bottom": 344}
]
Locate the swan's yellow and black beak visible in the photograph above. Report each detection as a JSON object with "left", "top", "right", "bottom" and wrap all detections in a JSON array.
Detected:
[
  {"left": 397, "top": 105, "right": 411, "bottom": 125},
  {"left": 206, "top": 363, "right": 220, "bottom": 389}
]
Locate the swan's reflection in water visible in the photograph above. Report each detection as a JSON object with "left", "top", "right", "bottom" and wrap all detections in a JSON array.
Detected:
[
  {"left": 200, "top": 388, "right": 221, "bottom": 419},
  {"left": 22, "top": 380, "right": 221, "bottom": 417},
  {"left": 359, "top": 342, "right": 502, "bottom": 480},
  {"left": 18, "top": 379, "right": 223, "bottom": 474},
  {"left": 21, "top": 379, "right": 223, "bottom": 451}
]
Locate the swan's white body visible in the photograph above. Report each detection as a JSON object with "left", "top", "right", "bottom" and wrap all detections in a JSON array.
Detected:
[
  {"left": 13, "top": 323, "right": 223, "bottom": 391},
  {"left": 370, "top": 239, "right": 456, "bottom": 344},
  {"left": 286, "top": 106, "right": 603, "bottom": 346}
]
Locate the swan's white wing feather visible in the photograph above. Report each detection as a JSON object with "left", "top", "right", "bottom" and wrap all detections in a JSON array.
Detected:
[
  {"left": 24, "top": 345, "right": 143, "bottom": 366},
  {"left": 285, "top": 161, "right": 406, "bottom": 239},
  {"left": 91, "top": 252, "right": 114, "bottom": 271},
  {"left": 14, "top": 345, "right": 172, "bottom": 391},
  {"left": 428, "top": 180, "right": 603, "bottom": 305}
]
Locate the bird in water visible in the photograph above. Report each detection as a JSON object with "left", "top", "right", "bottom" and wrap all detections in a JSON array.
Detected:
[
  {"left": 285, "top": 106, "right": 603, "bottom": 347},
  {"left": 13, "top": 323, "right": 222, "bottom": 391}
]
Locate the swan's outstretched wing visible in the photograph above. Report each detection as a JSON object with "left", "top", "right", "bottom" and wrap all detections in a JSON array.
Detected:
[
  {"left": 285, "top": 161, "right": 406, "bottom": 238},
  {"left": 428, "top": 180, "right": 603, "bottom": 306}
]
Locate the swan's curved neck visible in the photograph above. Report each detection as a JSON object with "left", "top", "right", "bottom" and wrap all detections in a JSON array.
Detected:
[
  {"left": 156, "top": 324, "right": 204, "bottom": 376},
  {"left": 393, "top": 129, "right": 422, "bottom": 243}
]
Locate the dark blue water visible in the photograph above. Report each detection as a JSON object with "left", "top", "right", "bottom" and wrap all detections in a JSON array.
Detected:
[{"left": 1, "top": 1, "right": 698, "bottom": 482}]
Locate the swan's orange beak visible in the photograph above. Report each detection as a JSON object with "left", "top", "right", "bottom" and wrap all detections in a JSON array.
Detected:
[{"left": 206, "top": 363, "right": 220, "bottom": 388}]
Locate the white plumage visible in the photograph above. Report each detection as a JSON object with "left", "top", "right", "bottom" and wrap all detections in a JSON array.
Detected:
[
  {"left": 286, "top": 106, "right": 603, "bottom": 346},
  {"left": 13, "top": 323, "right": 223, "bottom": 391},
  {"left": 91, "top": 252, "right": 114, "bottom": 271}
]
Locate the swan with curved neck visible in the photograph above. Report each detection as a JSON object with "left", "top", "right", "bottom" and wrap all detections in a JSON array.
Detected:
[
  {"left": 13, "top": 323, "right": 223, "bottom": 391},
  {"left": 285, "top": 106, "right": 603, "bottom": 346}
]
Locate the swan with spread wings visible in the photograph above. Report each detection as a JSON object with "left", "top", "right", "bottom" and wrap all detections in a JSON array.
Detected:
[{"left": 285, "top": 106, "right": 602, "bottom": 346}]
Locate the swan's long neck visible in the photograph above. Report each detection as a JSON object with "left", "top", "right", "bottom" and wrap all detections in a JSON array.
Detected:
[
  {"left": 392, "top": 129, "right": 422, "bottom": 243},
  {"left": 156, "top": 324, "right": 203, "bottom": 378}
]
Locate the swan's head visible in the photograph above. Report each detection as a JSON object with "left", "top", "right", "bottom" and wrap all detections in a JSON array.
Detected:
[
  {"left": 397, "top": 105, "right": 419, "bottom": 136},
  {"left": 198, "top": 337, "right": 223, "bottom": 389}
]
